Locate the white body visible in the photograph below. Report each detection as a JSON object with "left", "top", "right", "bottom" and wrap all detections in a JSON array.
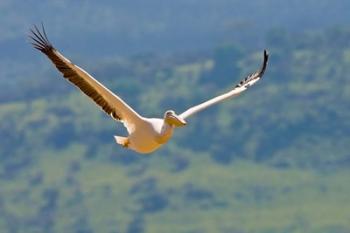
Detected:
[{"left": 125, "top": 118, "right": 174, "bottom": 153}]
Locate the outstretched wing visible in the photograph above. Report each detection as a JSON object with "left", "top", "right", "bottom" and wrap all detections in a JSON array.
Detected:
[
  {"left": 179, "top": 50, "right": 269, "bottom": 119},
  {"left": 29, "top": 24, "right": 142, "bottom": 132}
]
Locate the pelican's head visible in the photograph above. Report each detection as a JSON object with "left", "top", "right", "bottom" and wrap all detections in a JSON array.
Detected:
[{"left": 164, "top": 110, "right": 187, "bottom": 127}]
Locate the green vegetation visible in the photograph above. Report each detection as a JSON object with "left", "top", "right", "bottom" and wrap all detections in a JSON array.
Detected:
[{"left": 0, "top": 25, "right": 350, "bottom": 233}]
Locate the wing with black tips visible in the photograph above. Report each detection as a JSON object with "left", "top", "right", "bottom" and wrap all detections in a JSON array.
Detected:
[
  {"left": 29, "top": 24, "right": 142, "bottom": 132},
  {"left": 179, "top": 50, "right": 269, "bottom": 119}
]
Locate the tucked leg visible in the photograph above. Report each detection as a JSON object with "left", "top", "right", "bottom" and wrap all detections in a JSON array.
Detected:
[{"left": 114, "top": 136, "right": 130, "bottom": 148}]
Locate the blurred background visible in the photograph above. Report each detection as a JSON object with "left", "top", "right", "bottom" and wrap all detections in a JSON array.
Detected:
[{"left": 0, "top": 0, "right": 350, "bottom": 232}]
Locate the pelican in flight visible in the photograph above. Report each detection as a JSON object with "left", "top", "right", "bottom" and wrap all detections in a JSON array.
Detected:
[{"left": 29, "top": 25, "right": 269, "bottom": 154}]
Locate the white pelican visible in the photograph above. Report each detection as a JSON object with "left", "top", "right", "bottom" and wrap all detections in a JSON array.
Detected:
[{"left": 29, "top": 25, "right": 269, "bottom": 154}]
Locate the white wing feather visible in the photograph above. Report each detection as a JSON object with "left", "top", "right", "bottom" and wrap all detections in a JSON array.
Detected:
[{"left": 180, "top": 50, "right": 269, "bottom": 119}]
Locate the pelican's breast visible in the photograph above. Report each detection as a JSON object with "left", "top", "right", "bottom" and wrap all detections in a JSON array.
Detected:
[{"left": 127, "top": 118, "right": 172, "bottom": 154}]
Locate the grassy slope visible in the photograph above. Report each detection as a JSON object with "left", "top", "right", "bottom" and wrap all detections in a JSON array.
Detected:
[{"left": 1, "top": 148, "right": 349, "bottom": 233}]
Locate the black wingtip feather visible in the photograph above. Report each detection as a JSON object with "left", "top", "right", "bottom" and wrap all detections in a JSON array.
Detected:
[
  {"left": 259, "top": 49, "right": 269, "bottom": 77},
  {"left": 28, "top": 23, "right": 53, "bottom": 53},
  {"left": 235, "top": 49, "right": 269, "bottom": 88}
]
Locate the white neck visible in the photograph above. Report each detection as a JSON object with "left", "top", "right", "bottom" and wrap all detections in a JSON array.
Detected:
[{"left": 157, "top": 122, "right": 174, "bottom": 144}]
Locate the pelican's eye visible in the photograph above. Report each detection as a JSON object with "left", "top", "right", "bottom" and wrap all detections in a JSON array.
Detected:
[{"left": 166, "top": 110, "right": 174, "bottom": 116}]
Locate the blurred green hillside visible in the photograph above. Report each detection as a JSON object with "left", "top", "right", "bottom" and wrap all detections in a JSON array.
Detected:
[
  {"left": 0, "top": 24, "right": 349, "bottom": 233},
  {"left": 1, "top": 0, "right": 350, "bottom": 61}
]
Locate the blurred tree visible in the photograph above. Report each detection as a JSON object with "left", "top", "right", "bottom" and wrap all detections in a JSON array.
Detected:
[{"left": 202, "top": 44, "right": 243, "bottom": 88}]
